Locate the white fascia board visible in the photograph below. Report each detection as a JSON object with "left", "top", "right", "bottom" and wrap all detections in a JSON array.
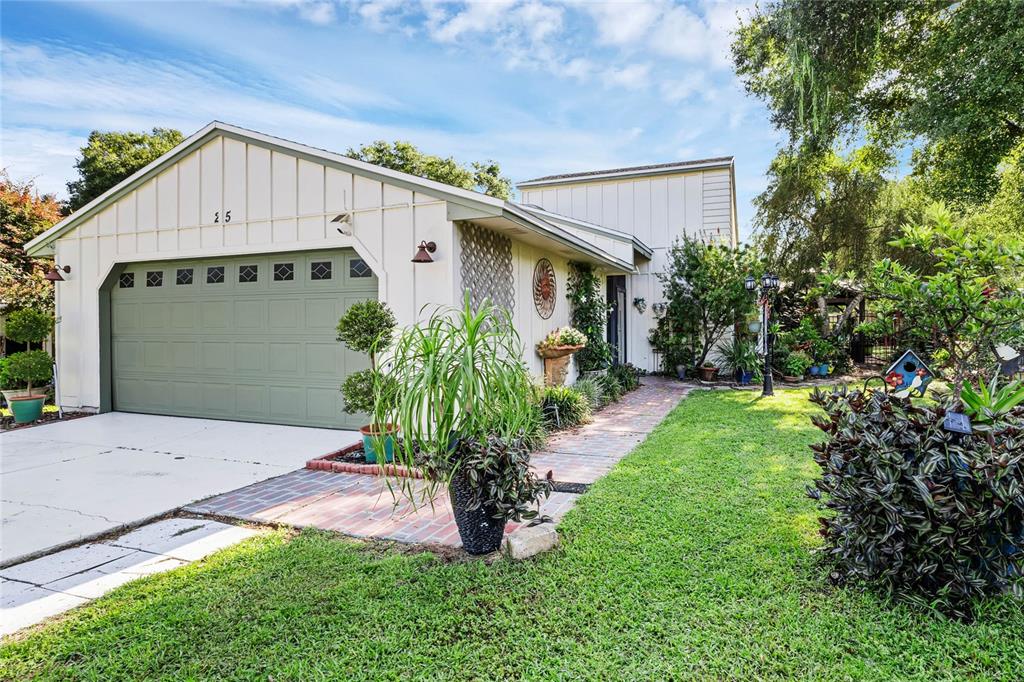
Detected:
[
  {"left": 516, "top": 204, "right": 653, "bottom": 259},
  {"left": 516, "top": 158, "right": 734, "bottom": 189},
  {"left": 501, "top": 203, "right": 636, "bottom": 274},
  {"left": 26, "top": 121, "right": 504, "bottom": 256}
]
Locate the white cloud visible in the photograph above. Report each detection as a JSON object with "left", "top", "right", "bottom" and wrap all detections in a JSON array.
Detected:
[
  {"left": 586, "top": 1, "right": 661, "bottom": 47},
  {"left": 603, "top": 63, "right": 651, "bottom": 90},
  {"left": 659, "top": 72, "right": 707, "bottom": 103},
  {"left": 429, "top": 0, "right": 517, "bottom": 42}
]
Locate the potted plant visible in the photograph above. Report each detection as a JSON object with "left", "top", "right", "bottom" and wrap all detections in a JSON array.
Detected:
[
  {"left": 374, "top": 293, "right": 550, "bottom": 555},
  {"left": 716, "top": 336, "right": 758, "bottom": 385},
  {"left": 5, "top": 350, "right": 52, "bottom": 423},
  {"left": 783, "top": 351, "right": 812, "bottom": 383},
  {"left": 336, "top": 300, "right": 397, "bottom": 463},
  {"left": 536, "top": 326, "right": 587, "bottom": 387},
  {"left": 2, "top": 308, "right": 53, "bottom": 405},
  {"left": 698, "top": 362, "right": 720, "bottom": 382}
]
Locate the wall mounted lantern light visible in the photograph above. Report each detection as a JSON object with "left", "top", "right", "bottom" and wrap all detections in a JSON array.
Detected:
[
  {"left": 411, "top": 241, "right": 437, "bottom": 263},
  {"left": 44, "top": 264, "right": 72, "bottom": 282}
]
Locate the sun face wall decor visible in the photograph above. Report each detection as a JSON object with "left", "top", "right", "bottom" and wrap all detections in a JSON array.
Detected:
[{"left": 533, "top": 258, "right": 556, "bottom": 319}]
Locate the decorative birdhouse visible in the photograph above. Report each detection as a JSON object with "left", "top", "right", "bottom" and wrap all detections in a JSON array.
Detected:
[{"left": 884, "top": 349, "right": 933, "bottom": 398}]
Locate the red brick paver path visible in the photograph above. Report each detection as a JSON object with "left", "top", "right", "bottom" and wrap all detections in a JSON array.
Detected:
[{"left": 185, "top": 377, "right": 690, "bottom": 549}]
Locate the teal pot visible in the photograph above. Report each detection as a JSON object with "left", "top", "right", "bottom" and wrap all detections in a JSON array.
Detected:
[
  {"left": 818, "top": 363, "right": 830, "bottom": 376},
  {"left": 360, "top": 424, "right": 397, "bottom": 464},
  {"left": 9, "top": 395, "right": 45, "bottom": 424}
]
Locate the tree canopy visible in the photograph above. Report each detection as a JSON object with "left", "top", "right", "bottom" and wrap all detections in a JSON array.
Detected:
[
  {"left": 0, "top": 172, "right": 61, "bottom": 313},
  {"left": 733, "top": 0, "right": 1024, "bottom": 206},
  {"left": 66, "top": 128, "right": 184, "bottom": 212},
  {"left": 346, "top": 140, "right": 512, "bottom": 200}
]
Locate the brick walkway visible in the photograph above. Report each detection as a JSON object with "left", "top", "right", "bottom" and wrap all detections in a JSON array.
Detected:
[{"left": 185, "top": 377, "right": 690, "bottom": 549}]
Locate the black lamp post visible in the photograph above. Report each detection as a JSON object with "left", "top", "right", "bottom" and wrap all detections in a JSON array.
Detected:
[{"left": 746, "top": 272, "right": 779, "bottom": 397}]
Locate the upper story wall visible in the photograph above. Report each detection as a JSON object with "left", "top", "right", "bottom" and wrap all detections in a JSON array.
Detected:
[{"left": 519, "top": 166, "right": 737, "bottom": 249}]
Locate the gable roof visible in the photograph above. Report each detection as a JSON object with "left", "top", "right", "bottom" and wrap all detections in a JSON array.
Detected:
[
  {"left": 515, "top": 203, "right": 653, "bottom": 260},
  {"left": 517, "top": 156, "right": 734, "bottom": 188},
  {"left": 25, "top": 121, "right": 636, "bottom": 272},
  {"left": 25, "top": 121, "right": 506, "bottom": 256}
]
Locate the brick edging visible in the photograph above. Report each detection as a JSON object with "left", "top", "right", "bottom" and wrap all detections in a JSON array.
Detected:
[{"left": 305, "top": 442, "right": 424, "bottom": 479}]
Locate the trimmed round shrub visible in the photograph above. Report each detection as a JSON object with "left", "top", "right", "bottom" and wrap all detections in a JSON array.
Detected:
[
  {"left": 807, "top": 386, "right": 1024, "bottom": 620},
  {"left": 540, "top": 385, "right": 591, "bottom": 428},
  {"left": 4, "top": 350, "right": 52, "bottom": 393},
  {"left": 5, "top": 309, "right": 53, "bottom": 346},
  {"left": 336, "top": 300, "right": 396, "bottom": 360}
]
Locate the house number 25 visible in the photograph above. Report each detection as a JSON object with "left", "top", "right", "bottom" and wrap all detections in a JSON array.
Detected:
[{"left": 213, "top": 210, "right": 232, "bottom": 223}]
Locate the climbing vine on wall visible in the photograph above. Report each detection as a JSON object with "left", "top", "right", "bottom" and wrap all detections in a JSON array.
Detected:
[{"left": 567, "top": 262, "right": 612, "bottom": 371}]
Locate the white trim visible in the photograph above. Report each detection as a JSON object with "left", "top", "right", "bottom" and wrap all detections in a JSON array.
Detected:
[
  {"left": 516, "top": 158, "right": 734, "bottom": 189},
  {"left": 514, "top": 203, "right": 654, "bottom": 259}
]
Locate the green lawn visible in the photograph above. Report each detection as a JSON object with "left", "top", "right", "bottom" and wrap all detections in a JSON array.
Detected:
[{"left": 3, "top": 389, "right": 1023, "bottom": 680}]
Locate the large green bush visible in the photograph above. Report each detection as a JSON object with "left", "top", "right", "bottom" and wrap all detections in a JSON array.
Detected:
[
  {"left": 807, "top": 386, "right": 1024, "bottom": 619},
  {"left": 566, "top": 262, "right": 612, "bottom": 371}
]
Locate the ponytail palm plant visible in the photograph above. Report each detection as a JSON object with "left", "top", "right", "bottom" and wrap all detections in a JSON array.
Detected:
[{"left": 372, "top": 293, "right": 546, "bottom": 514}]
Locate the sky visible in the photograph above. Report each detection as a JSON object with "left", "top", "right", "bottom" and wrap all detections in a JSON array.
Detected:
[{"left": 1, "top": 0, "right": 781, "bottom": 241}]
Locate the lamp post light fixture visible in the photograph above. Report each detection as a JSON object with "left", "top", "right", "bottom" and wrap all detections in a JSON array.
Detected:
[
  {"left": 44, "top": 264, "right": 71, "bottom": 282},
  {"left": 746, "top": 272, "right": 779, "bottom": 397}
]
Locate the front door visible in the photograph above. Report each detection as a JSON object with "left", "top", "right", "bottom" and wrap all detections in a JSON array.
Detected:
[{"left": 606, "top": 275, "right": 627, "bottom": 366}]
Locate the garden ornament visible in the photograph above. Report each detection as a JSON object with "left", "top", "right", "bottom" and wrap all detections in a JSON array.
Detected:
[{"left": 884, "top": 349, "right": 933, "bottom": 398}]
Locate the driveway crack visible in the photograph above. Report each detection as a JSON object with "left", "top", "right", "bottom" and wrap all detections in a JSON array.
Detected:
[{"left": 1, "top": 499, "right": 118, "bottom": 524}]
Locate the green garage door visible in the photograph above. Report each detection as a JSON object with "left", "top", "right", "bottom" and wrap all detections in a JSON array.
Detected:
[{"left": 110, "top": 249, "right": 377, "bottom": 429}]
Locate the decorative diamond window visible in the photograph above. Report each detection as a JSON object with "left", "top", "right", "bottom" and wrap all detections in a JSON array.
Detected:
[
  {"left": 273, "top": 263, "right": 294, "bottom": 281},
  {"left": 146, "top": 271, "right": 163, "bottom": 287},
  {"left": 206, "top": 266, "right": 225, "bottom": 284},
  {"left": 238, "top": 264, "right": 258, "bottom": 283},
  {"left": 349, "top": 258, "right": 372, "bottom": 278},
  {"left": 118, "top": 272, "right": 135, "bottom": 288},
  {"left": 310, "top": 261, "right": 332, "bottom": 280},
  {"left": 176, "top": 268, "right": 194, "bottom": 285}
]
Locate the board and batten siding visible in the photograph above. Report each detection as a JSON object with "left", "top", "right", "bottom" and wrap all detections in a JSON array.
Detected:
[
  {"left": 51, "top": 133, "right": 455, "bottom": 411},
  {"left": 519, "top": 167, "right": 736, "bottom": 372}
]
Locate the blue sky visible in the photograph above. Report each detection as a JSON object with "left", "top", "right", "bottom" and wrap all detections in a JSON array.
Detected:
[{"left": 1, "top": 0, "right": 780, "bottom": 240}]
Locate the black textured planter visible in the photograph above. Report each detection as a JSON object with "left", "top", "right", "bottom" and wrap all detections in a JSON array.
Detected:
[{"left": 448, "top": 469, "right": 505, "bottom": 555}]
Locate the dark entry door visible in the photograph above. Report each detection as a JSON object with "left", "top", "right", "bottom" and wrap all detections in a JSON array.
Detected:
[{"left": 606, "top": 275, "right": 627, "bottom": 366}]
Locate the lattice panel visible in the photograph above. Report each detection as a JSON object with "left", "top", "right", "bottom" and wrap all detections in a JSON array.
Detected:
[{"left": 459, "top": 222, "right": 515, "bottom": 314}]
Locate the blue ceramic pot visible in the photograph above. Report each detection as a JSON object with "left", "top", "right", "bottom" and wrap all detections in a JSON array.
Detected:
[
  {"left": 809, "top": 365, "right": 820, "bottom": 376},
  {"left": 360, "top": 424, "right": 397, "bottom": 464}
]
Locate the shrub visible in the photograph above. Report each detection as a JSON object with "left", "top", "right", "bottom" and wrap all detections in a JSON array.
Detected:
[
  {"left": 4, "top": 350, "right": 52, "bottom": 394},
  {"left": 5, "top": 308, "right": 53, "bottom": 348},
  {"left": 540, "top": 385, "right": 591, "bottom": 428},
  {"left": 609, "top": 363, "right": 642, "bottom": 392},
  {"left": 572, "top": 377, "right": 605, "bottom": 411},
  {"left": 601, "top": 373, "right": 623, "bottom": 403},
  {"left": 340, "top": 369, "right": 399, "bottom": 416},
  {"left": 456, "top": 433, "right": 552, "bottom": 521},
  {"left": 567, "top": 262, "right": 612, "bottom": 371},
  {"left": 807, "top": 386, "right": 1024, "bottom": 620},
  {"left": 0, "top": 356, "right": 14, "bottom": 390},
  {"left": 784, "top": 350, "right": 812, "bottom": 377},
  {"left": 537, "top": 326, "right": 588, "bottom": 350},
  {"left": 336, "top": 300, "right": 396, "bottom": 367}
]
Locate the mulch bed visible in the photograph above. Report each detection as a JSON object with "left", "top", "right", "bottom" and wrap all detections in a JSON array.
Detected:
[{"left": 0, "top": 410, "right": 92, "bottom": 432}]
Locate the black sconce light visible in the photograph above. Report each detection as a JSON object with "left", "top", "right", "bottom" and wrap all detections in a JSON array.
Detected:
[
  {"left": 412, "top": 241, "right": 437, "bottom": 263},
  {"left": 44, "top": 264, "right": 71, "bottom": 282}
]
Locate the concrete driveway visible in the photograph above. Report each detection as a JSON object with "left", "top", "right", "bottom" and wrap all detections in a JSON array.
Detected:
[{"left": 1, "top": 413, "right": 358, "bottom": 566}]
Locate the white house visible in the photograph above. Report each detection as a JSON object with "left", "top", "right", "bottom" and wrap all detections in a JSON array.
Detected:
[{"left": 26, "top": 122, "right": 737, "bottom": 429}]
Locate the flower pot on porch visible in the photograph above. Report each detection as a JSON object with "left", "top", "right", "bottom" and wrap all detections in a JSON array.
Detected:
[
  {"left": 9, "top": 395, "right": 45, "bottom": 424},
  {"left": 360, "top": 423, "right": 398, "bottom": 464},
  {"left": 698, "top": 366, "right": 719, "bottom": 382},
  {"left": 538, "top": 345, "right": 584, "bottom": 387},
  {"left": 448, "top": 466, "right": 505, "bottom": 555}
]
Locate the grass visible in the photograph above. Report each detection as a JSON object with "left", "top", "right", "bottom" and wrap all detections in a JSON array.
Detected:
[{"left": 2, "top": 389, "right": 1023, "bottom": 680}]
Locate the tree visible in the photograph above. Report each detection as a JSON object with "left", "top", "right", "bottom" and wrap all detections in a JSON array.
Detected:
[
  {"left": 862, "top": 204, "right": 1024, "bottom": 401},
  {"left": 0, "top": 172, "right": 61, "bottom": 314},
  {"left": 658, "top": 239, "right": 757, "bottom": 368},
  {"left": 753, "top": 146, "right": 892, "bottom": 288},
  {"left": 66, "top": 128, "right": 184, "bottom": 211},
  {"left": 346, "top": 141, "right": 512, "bottom": 200},
  {"left": 733, "top": 0, "right": 1024, "bottom": 206}
]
